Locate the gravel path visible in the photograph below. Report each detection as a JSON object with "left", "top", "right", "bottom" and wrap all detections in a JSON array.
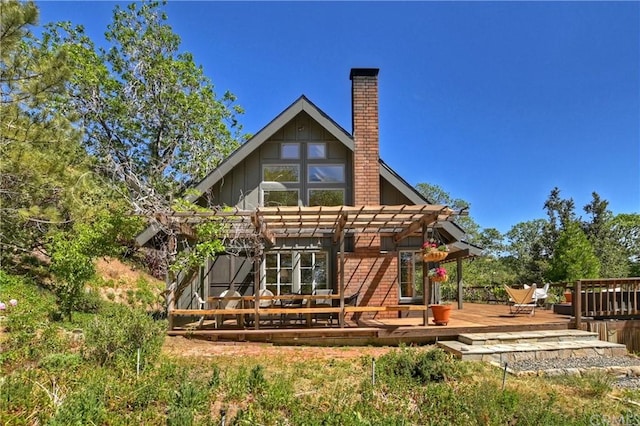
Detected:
[{"left": 506, "top": 356, "right": 640, "bottom": 389}]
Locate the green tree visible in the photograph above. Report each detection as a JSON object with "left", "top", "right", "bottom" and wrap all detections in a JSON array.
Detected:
[
  {"left": 504, "top": 219, "right": 549, "bottom": 283},
  {"left": 45, "top": 1, "right": 245, "bottom": 215},
  {"left": 415, "top": 182, "right": 480, "bottom": 244},
  {"left": 548, "top": 221, "right": 600, "bottom": 282},
  {"left": 583, "top": 192, "right": 628, "bottom": 277},
  {"left": 0, "top": 0, "right": 89, "bottom": 269},
  {"left": 48, "top": 210, "right": 141, "bottom": 320},
  {"left": 610, "top": 213, "right": 640, "bottom": 276},
  {"left": 542, "top": 187, "right": 576, "bottom": 258}
]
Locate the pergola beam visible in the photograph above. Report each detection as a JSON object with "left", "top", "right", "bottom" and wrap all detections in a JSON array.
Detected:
[
  {"left": 251, "top": 212, "right": 275, "bottom": 245},
  {"left": 392, "top": 210, "right": 442, "bottom": 243},
  {"left": 333, "top": 212, "right": 349, "bottom": 244}
]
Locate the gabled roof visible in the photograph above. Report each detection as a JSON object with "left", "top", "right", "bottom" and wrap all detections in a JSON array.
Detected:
[
  {"left": 136, "top": 95, "right": 480, "bottom": 257},
  {"left": 192, "top": 95, "right": 353, "bottom": 200}
]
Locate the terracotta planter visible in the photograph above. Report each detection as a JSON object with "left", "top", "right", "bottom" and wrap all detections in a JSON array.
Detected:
[
  {"left": 564, "top": 292, "right": 572, "bottom": 304},
  {"left": 430, "top": 304, "right": 452, "bottom": 326}
]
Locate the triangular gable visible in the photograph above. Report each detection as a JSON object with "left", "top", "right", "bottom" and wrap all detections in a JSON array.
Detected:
[
  {"left": 136, "top": 96, "right": 353, "bottom": 247},
  {"left": 192, "top": 95, "right": 354, "bottom": 199}
]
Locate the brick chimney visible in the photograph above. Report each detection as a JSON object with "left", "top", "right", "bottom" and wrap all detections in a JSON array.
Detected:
[{"left": 350, "top": 68, "right": 380, "bottom": 207}]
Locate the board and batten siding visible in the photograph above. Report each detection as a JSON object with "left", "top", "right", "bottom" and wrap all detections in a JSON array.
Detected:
[{"left": 207, "top": 111, "right": 352, "bottom": 209}]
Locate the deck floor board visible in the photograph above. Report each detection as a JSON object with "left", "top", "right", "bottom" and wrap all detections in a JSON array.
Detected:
[{"left": 168, "top": 303, "right": 573, "bottom": 344}]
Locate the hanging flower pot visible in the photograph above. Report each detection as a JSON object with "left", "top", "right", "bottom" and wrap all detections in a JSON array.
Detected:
[
  {"left": 430, "top": 274, "right": 449, "bottom": 282},
  {"left": 421, "top": 241, "right": 449, "bottom": 262},
  {"left": 423, "top": 250, "right": 448, "bottom": 262},
  {"left": 428, "top": 267, "right": 448, "bottom": 282},
  {"left": 430, "top": 304, "right": 452, "bottom": 326}
]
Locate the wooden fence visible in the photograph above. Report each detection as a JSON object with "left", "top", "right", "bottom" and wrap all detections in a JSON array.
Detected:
[{"left": 573, "top": 278, "right": 640, "bottom": 329}]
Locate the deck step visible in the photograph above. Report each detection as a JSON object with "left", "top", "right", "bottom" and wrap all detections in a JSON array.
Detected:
[
  {"left": 438, "top": 329, "right": 628, "bottom": 364},
  {"left": 457, "top": 329, "right": 597, "bottom": 345},
  {"left": 438, "top": 339, "right": 628, "bottom": 363}
]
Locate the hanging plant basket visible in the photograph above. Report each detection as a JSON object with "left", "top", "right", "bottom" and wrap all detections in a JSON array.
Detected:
[
  {"left": 430, "top": 274, "right": 448, "bottom": 283},
  {"left": 423, "top": 250, "right": 448, "bottom": 262}
]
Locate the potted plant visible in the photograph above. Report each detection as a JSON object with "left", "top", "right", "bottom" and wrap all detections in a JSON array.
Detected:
[
  {"left": 430, "top": 302, "right": 452, "bottom": 326},
  {"left": 564, "top": 290, "right": 573, "bottom": 304},
  {"left": 428, "top": 267, "right": 448, "bottom": 283},
  {"left": 422, "top": 241, "right": 449, "bottom": 262}
]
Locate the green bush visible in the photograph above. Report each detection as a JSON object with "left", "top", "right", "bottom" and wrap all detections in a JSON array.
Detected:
[
  {"left": 73, "top": 288, "right": 103, "bottom": 314},
  {"left": 83, "top": 303, "right": 166, "bottom": 368},
  {"left": 39, "top": 352, "right": 83, "bottom": 372},
  {"left": 375, "top": 347, "right": 460, "bottom": 387}
]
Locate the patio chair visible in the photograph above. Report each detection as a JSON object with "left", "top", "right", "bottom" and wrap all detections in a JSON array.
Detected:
[
  {"left": 312, "top": 288, "right": 334, "bottom": 325},
  {"left": 504, "top": 284, "right": 536, "bottom": 316},
  {"left": 192, "top": 292, "right": 207, "bottom": 328},
  {"left": 257, "top": 288, "right": 275, "bottom": 325},
  {"left": 524, "top": 283, "right": 550, "bottom": 307},
  {"left": 214, "top": 289, "right": 242, "bottom": 328}
]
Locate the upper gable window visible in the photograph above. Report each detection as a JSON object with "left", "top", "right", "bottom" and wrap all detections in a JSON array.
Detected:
[
  {"left": 308, "top": 143, "right": 326, "bottom": 159},
  {"left": 308, "top": 165, "right": 345, "bottom": 183},
  {"left": 281, "top": 143, "right": 300, "bottom": 159},
  {"left": 263, "top": 165, "right": 299, "bottom": 183},
  {"left": 309, "top": 189, "right": 344, "bottom": 206}
]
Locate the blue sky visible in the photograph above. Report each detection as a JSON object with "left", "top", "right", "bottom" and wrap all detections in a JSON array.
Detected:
[{"left": 36, "top": 1, "right": 639, "bottom": 234}]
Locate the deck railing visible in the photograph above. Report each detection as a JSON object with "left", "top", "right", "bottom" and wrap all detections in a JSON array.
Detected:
[{"left": 573, "top": 278, "right": 640, "bottom": 329}]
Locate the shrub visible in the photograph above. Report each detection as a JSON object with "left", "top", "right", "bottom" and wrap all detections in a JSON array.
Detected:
[
  {"left": 375, "top": 347, "right": 460, "bottom": 387},
  {"left": 83, "top": 304, "right": 166, "bottom": 368}
]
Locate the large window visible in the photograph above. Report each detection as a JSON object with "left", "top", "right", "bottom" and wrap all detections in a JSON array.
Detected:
[
  {"left": 264, "top": 251, "right": 328, "bottom": 295},
  {"left": 263, "top": 190, "right": 299, "bottom": 207},
  {"left": 263, "top": 165, "right": 299, "bottom": 183},
  {"left": 399, "top": 251, "right": 424, "bottom": 301},
  {"left": 308, "top": 164, "right": 345, "bottom": 183},
  {"left": 309, "top": 189, "right": 344, "bottom": 206}
]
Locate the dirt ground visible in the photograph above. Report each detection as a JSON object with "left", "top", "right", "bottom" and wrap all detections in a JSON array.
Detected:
[{"left": 162, "top": 335, "right": 398, "bottom": 361}]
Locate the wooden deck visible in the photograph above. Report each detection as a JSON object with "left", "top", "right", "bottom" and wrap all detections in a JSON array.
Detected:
[{"left": 168, "top": 303, "right": 573, "bottom": 346}]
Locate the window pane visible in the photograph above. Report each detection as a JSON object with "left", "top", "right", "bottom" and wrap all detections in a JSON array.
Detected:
[
  {"left": 399, "top": 251, "right": 423, "bottom": 299},
  {"left": 266, "top": 269, "right": 277, "bottom": 283},
  {"left": 266, "top": 254, "right": 277, "bottom": 268},
  {"left": 264, "top": 190, "right": 298, "bottom": 207},
  {"left": 264, "top": 165, "right": 299, "bottom": 182},
  {"left": 308, "top": 165, "right": 344, "bottom": 183},
  {"left": 301, "top": 268, "right": 313, "bottom": 284},
  {"left": 281, "top": 143, "right": 299, "bottom": 159},
  {"left": 300, "top": 252, "right": 312, "bottom": 267},
  {"left": 308, "top": 143, "right": 326, "bottom": 159},
  {"left": 309, "top": 189, "right": 344, "bottom": 206},
  {"left": 280, "top": 253, "right": 292, "bottom": 267}
]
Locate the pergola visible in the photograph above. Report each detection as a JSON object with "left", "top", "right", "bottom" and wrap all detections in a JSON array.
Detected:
[{"left": 159, "top": 204, "right": 470, "bottom": 328}]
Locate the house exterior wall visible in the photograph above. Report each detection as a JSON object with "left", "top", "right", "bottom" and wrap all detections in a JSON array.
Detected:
[
  {"left": 207, "top": 111, "right": 351, "bottom": 209},
  {"left": 343, "top": 239, "right": 399, "bottom": 320}
]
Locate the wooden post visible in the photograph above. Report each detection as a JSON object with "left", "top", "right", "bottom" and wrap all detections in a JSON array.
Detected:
[
  {"left": 167, "top": 235, "right": 177, "bottom": 330},
  {"left": 574, "top": 280, "right": 582, "bottom": 330},
  {"left": 457, "top": 258, "right": 463, "bottom": 310},
  {"left": 422, "top": 223, "right": 429, "bottom": 326},
  {"left": 254, "top": 255, "right": 260, "bottom": 330},
  {"left": 339, "top": 232, "right": 345, "bottom": 328}
]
